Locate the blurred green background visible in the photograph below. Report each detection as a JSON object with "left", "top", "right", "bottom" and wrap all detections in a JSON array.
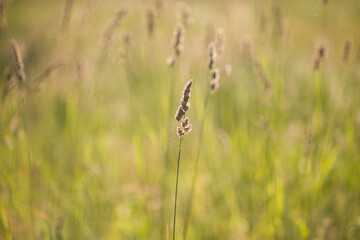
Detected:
[{"left": 1, "top": 0, "right": 360, "bottom": 239}]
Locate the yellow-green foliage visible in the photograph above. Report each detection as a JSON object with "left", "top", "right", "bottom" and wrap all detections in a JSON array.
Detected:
[{"left": 0, "top": 0, "right": 360, "bottom": 239}]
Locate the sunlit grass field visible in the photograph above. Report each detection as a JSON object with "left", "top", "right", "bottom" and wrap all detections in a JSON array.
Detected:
[{"left": 1, "top": 0, "right": 360, "bottom": 239}]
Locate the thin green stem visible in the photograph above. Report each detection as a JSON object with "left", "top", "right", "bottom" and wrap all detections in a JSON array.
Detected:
[
  {"left": 173, "top": 136, "right": 183, "bottom": 240},
  {"left": 20, "top": 102, "right": 35, "bottom": 239},
  {"left": 182, "top": 90, "right": 210, "bottom": 240},
  {"left": 314, "top": 69, "right": 322, "bottom": 133}
]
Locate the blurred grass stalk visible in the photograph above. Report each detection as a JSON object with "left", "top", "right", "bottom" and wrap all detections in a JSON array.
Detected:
[
  {"left": 173, "top": 79, "right": 193, "bottom": 240},
  {"left": 314, "top": 68, "right": 323, "bottom": 133},
  {"left": 1, "top": 187, "right": 12, "bottom": 240}
]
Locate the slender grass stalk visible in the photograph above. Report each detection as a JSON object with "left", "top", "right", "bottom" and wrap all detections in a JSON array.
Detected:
[
  {"left": 172, "top": 136, "right": 183, "bottom": 240},
  {"left": 264, "top": 122, "right": 277, "bottom": 238},
  {"left": 305, "top": 44, "right": 325, "bottom": 232},
  {"left": 167, "top": 223, "right": 169, "bottom": 240},
  {"left": 19, "top": 102, "right": 35, "bottom": 239},
  {"left": 0, "top": 206, "right": 12, "bottom": 240},
  {"left": 10, "top": 39, "right": 35, "bottom": 237},
  {"left": 27, "top": 135, "right": 34, "bottom": 238},
  {"left": 172, "top": 79, "right": 193, "bottom": 240},
  {"left": 313, "top": 43, "right": 325, "bottom": 133}
]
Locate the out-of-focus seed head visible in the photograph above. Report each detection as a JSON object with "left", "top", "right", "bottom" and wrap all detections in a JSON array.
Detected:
[
  {"left": 318, "top": 44, "right": 326, "bottom": 59},
  {"left": 11, "top": 39, "right": 26, "bottom": 84},
  {"left": 254, "top": 58, "right": 273, "bottom": 95},
  {"left": 210, "top": 68, "right": 220, "bottom": 94},
  {"left": 172, "top": 24, "right": 184, "bottom": 56},
  {"left": 215, "top": 28, "right": 225, "bottom": 56},
  {"left": 154, "top": 0, "right": 163, "bottom": 15},
  {"left": 343, "top": 38, "right": 352, "bottom": 63},
  {"left": 208, "top": 41, "right": 217, "bottom": 70},
  {"left": 313, "top": 43, "right": 327, "bottom": 70},
  {"left": 176, "top": 1, "right": 193, "bottom": 26},
  {"left": 100, "top": 7, "right": 128, "bottom": 50},
  {"left": 167, "top": 56, "right": 176, "bottom": 67},
  {"left": 146, "top": 8, "right": 154, "bottom": 36},
  {"left": 167, "top": 23, "right": 184, "bottom": 67}
]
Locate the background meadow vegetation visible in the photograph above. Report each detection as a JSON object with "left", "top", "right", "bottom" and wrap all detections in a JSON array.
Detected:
[{"left": 1, "top": 0, "right": 360, "bottom": 239}]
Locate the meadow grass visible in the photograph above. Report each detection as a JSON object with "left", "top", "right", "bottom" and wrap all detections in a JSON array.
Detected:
[{"left": 1, "top": 0, "right": 360, "bottom": 239}]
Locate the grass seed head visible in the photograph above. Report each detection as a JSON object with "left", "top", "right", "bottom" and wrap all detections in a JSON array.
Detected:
[
  {"left": 177, "top": 127, "right": 185, "bottom": 137},
  {"left": 215, "top": 28, "right": 225, "bottom": 56},
  {"left": 11, "top": 39, "right": 26, "bottom": 84},
  {"left": 254, "top": 58, "right": 273, "bottom": 94},
  {"left": 167, "top": 24, "right": 184, "bottom": 67},
  {"left": 208, "top": 41, "right": 217, "bottom": 70},
  {"left": 172, "top": 24, "right": 184, "bottom": 56},
  {"left": 181, "top": 118, "right": 189, "bottom": 128},
  {"left": 154, "top": 0, "right": 163, "bottom": 15},
  {"left": 272, "top": 1, "right": 283, "bottom": 37},
  {"left": 101, "top": 7, "right": 128, "bottom": 49},
  {"left": 146, "top": 8, "right": 154, "bottom": 36},
  {"left": 313, "top": 43, "right": 327, "bottom": 70},
  {"left": 61, "top": 0, "right": 75, "bottom": 32},
  {"left": 176, "top": 114, "right": 192, "bottom": 137},
  {"left": 318, "top": 44, "right": 326, "bottom": 59},
  {"left": 184, "top": 124, "right": 192, "bottom": 133},
  {"left": 175, "top": 79, "right": 193, "bottom": 122},
  {"left": 210, "top": 68, "right": 220, "bottom": 93},
  {"left": 343, "top": 38, "right": 352, "bottom": 63},
  {"left": 34, "top": 59, "right": 63, "bottom": 83},
  {"left": 0, "top": 0, "right": 9, "bottom": 34},
  {"left": 175, "top": 105, "right": 185, "bottom": 122},
  {"left": 176, "top": 1, "right": 193, "bottom": 26}
]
